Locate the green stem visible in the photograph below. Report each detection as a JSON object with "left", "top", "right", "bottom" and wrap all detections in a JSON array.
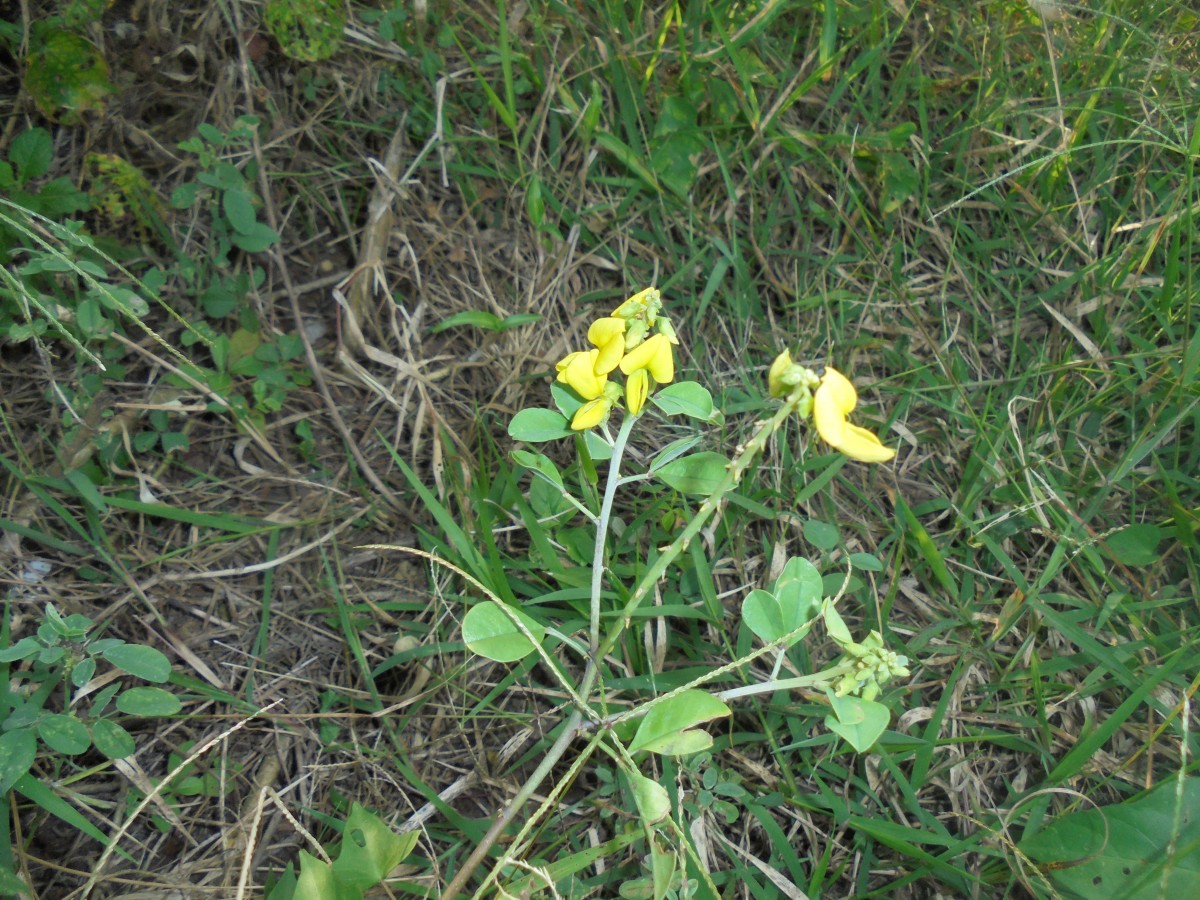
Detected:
[
  {"left": 591, "top": 390, "right": 805, "bottom": 675},
  {"left": 589, "top": 414, "right": 636, "bottom": 658}
]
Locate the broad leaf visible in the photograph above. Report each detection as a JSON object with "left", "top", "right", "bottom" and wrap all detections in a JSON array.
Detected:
[
  {"left": 37, "top": 713, "right": 91, "bottom": 756},
  {"left": 654, "top": 452, "right": 729, "bottom": 496},
  {"left": 508, "top": 408, "right": 573, "bottom": 443},
  {"left": 824, "top": 693, "right": 890, "bottom": 753},
  {"left": 103, "top": 643, "right": 172, "bottom": 682},
  {"left": 650, "top": 381, "right": 721, "bottom": 423},
  {"left": 332, "top": 803, "right": 419, "bottom": 891},
  {"left": 628, "top": 691, "right": 730, "bottom": 756},
  {"left": 1020, "top": 777, "right": 1200, "bottom": 900},
  {"left": 462, "top": 601, "right": 544, "bottom": 662},
  {"left": 116, "top": 686, "right": 182, "bottom": 716},
  {"left": 0, "top": 730, "right": 36, "bottom": 792},
  {"left": 630, "top": 772, "right": 670, "bottom": 825}
]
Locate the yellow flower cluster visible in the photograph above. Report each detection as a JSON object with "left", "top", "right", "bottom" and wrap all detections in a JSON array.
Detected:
[
  {"left": 556, "top": 288, "right": 678, "bottom": 430},
  {"left": 769, "top": 349, "right": 895, "bottom": 464}
]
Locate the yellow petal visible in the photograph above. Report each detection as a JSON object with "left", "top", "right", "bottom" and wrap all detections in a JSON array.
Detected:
[
  {"left": 556, "top": 350, "right": 584, "bottom": 383},
  {"left": 588, "top": 317, "right": 626, "bottom": 347},
  {"left": 818, "top": 367, "right": 858, "bottom": 415},
  {"left": 813, "top": 367, "right": 895, "bottom": 463},
  {"left": 588, "top": 318, "right": 627, "bottom": 374},
  {"left": 571, "top": 397, "right": 610, "bottom": 430},
  {"left": 768, "top": 349, "right": 793, "bottom": 398},
  {"left": 620, "top": 333, "right": 673, "bottom": 383},
  {"left": 564, "top": 349, "right": 606, "bottom": 399},
  {"left": 625, "top": 368, "right": 649, "bottom": 415},
  {"left": 834, "top": 423, "right": 896, "bottom": 463}
]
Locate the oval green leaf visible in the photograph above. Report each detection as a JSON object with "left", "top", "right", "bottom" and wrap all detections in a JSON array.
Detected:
[
  {"left": 741, "top": 589, "right": 785, "bottom": 644},
  {"left": 91, "top": 718, "right": 136, "bottom": 759},
  {"left": 37, "top": 713, "right": 92, "bottom": 756},
  {"left": 630, "top": 772, "right": 671, "bottom": 825},
  {"left": 628, "top": 690, "right": 730, "bottom": 756},
  {"left": 508, "top": 408, "right": 573, "bottom": 443},
  {"left": 103, "top": 643, "right": 172, "bottom": 682},
  {"left": 0, "top": 730, "right": 36, "bottom": 792},
  {"left": 650, "top": 381, "right": 720, "bottom": 422},
  {"left": 116, "top": 686, "right": 182, "bottom": 717},
  {"left": 824, "top": 693, "right": 890, "bottom": 753},
  {"left": 773, "top": 557, "right": 823, "bottom": 628},
  {"left": 654, "top": 452, "right": 729, "bottom": 496},
  {"left": 462, "top": 601, "right": 545, "bottom": 663}
]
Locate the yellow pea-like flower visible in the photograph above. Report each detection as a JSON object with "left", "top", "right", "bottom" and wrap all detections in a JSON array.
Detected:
[
  {"left": 559, "top": 348, "right": 607, "bottom": 400},
  {"left": 587, "top": 317, "right": 627, "bottom": 374},
  {"left": 619, "top": 333, "right": 674, "bottom": 384},
  {"left": 625, "top": 368, "right": 650, "bottom": 415},
  {"left": 812, "top": 367, "right": 895, "bottom": 463},
  {"left": 571, "top": 397, "right": 612, "bottom": 430}
]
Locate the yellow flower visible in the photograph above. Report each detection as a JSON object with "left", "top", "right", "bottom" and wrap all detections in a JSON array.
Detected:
[
  {"left": 619, "top": 333, "right": 674, "bottom": 383},
  {"left": 587, "top": 317, "right": 627, "bottom": 374},
  {"left": 570, "top": 381, "right": 624, "bottom": 431},
  {"left": 557, "top": 348, "right": 607, "bottom": 400},
  {"left": 812, "top": 367, "right": 895, "bottom": 463},
  {"left": 572, "top": 397, "right": 611, "bottom": 430},
  {"left": 625, "top": 369, "right": 650, "bottom": 415}
]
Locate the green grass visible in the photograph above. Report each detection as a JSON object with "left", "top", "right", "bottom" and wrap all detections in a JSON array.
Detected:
[{"left": 1, "top": 0, "right": 1198, "bottom": 896}]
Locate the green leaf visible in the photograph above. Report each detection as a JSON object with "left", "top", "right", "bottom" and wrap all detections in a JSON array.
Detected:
[
  {"left": 116, "top": 686, "right": 182, "bottom": 717},
  {"left": 230, "top": 222, "right": 279, "bottom": 252},
  {"left": 648, "top": 436, "right": 702, "bottom": 472},
  {"left": 824, "top": 693, "right": 890, "bottom": 753},
  {"left": 849, "top": 552, "right": 884, "bottom": 571},
  {"left": 1106, "top": 524, "right": 1166, "bottom": 568},
  {"left": 511, "top": 450, "right": 564, "bottom": 488},
  {"left": 428, "top": 310, "right": 538, "bottom": 334},
  {"left": 0, "top": 864, "right": 31, "bottom": 896},
  {"left": 293, "top": 851, "right": 339, "bottom": 900},
  {"left": 628, "top": 691, "right": 730, "bottom": 756},
  {"left": 0, "top": 637, "right": 42, "bottom": 663},
  {"left": 650, "top": 836, "right": 677, "bottom": 900},
  {"left": 823, "top": 604, "right": 853, "bottom": 645},
  {"left": 1020, "top": 777, "right": 1200, "bottom": 900},
  {"left": 803, "top": 518, "right": 841, "bottom": 550},
  {"left": 773, "top": 557, "right": 824, "bottom": 625},
  {"left": 222, "top": 189, "right": 259, "bottom": 234},
  {"left": 10, "top": 128, "right": 53, "bottom": 183},
  {"left": 741, "top": 590, "right": 784, "bottom": 645},
  {"left": 508, "top": 408, "right": 573, "bottom": 443},
  {"left": 37, "top": 713, "right": 92, "bottom": 755},
  {"left": 462, "top": 601, "right": 544, "bottom": 663},
  {"left": 630, "top": 772, "right": 671, "bottom": 825},
  {"left": 429, "top": 310, "right": 504, "bottom": 332},
  {"left": 551, "top": 381, "right": 585, "bottom": 420},
  {"left": 91, "top": 718, "right": 136, "bottom": 759},
  {"left": 102, "top": 643, "right": 172, "bottom": 682},
  {"left": 650, "top": 381, "right": 721, "bottom": 423},
  {"left": 0, "top": 730, "right": 36, "bottom": 792},
  {"left": 331, "top": 804, "right": 419, "bottom": 891},
  {"left": 654, "top": 451, "right": 729, "bottom": 496}
]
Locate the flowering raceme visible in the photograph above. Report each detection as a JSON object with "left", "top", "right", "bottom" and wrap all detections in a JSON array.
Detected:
[{"left": 556, "top": 289, "right": 677, "bottom": 430}]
